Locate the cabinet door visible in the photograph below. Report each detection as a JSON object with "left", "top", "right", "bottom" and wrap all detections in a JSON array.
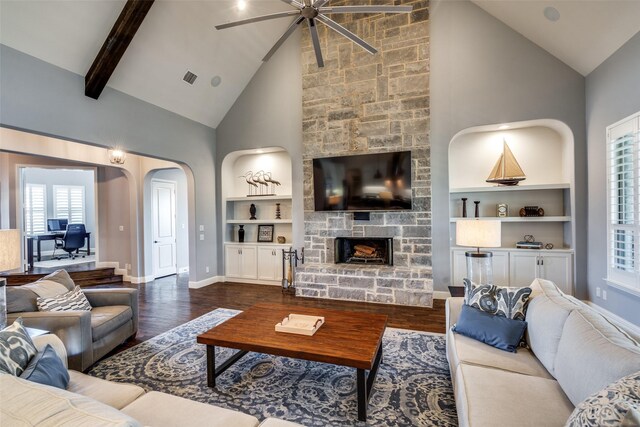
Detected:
[
  {"left": 257, "top": 247, "right": 278, "bottom": 280},
  {"left": 225, "top": 245, "right": 242, "bottom": 278},
  {"left": 509, "top": 252, "right": 539, "bottom": 287},
  {"left": 540, "top": 253, "right": 573, "bottom": 294},
  {"left": 492, "top": 252, "right": 510, "bottom": 286},
  {"left": 451, "top": 250, "right": 468, "bottom": 287},
  {"left": 239, "top": 246, "right": 258, "bottom": 279}
]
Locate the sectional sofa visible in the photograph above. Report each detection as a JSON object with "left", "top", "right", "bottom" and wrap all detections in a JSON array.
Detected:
[{"left": 446, "top": 278, "right": 640, "bottom": 427}]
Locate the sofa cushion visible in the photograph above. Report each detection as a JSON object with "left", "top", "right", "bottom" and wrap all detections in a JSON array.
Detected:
[
  {"left": 454, "top": 363, "right": 574, "bottom": 427},
  {"left": 554, "top": 309, "right": 640, "bottom": 406},
  {"left": 453, "top": 305, "right": 526, "bottom": 352},
  {"left": 121, "top": 391, "right": 259, "bottom": 427},
  {"left": 0, "top": 318, "right": 38, "bottom": 375},
  {"left": 68, "top": 370, "right": 145, "bottom": 410},
  {"left": 19, "top": 344, "right": 69, "bottom": 389},
  {"left": 525, "top": 278, "right": 580, "bottom": 376},
  {"left": 91, "top": 306, "right": 133, "bottom": 342},
  {"left": 463, "top": 279, "right": 497, "bottom": 312},
  {"left": 37, "top": 286, "right": 93, "bottom": 312},
  {"left": 565, "top": 371, "right": 640, "bottom": 427},
  {"left": 0, "top": 374, "right": 141, "bottom": 427},
  {"left": 447, "top": 329, "right": 553, "bottom": 380},
  {"left": 38, "top": 269, "right": 77, "bottom": 291},
  {"left": 6, "top": 287, "right": 38, "bottom": 313},
  {"left": 463, "top": 279, "right": 532, "bottom": 320}
]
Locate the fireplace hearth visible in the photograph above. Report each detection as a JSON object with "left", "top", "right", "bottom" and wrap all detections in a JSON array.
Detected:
[{"left": 334, "top": 237, "right": 393, "bottom": 266}]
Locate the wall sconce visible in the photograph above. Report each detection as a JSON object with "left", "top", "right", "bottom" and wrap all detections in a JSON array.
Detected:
[{"left": 109, "top": 148, "right": 126, "bottom": 165}]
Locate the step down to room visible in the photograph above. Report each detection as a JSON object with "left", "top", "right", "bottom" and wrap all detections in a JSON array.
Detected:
[{"left": 1, "top": 267, "right": 125, "bottom": 287}]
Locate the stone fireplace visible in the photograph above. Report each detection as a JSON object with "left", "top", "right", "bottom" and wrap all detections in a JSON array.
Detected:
[
  {"left": 295, "top": 0, "right": 432, "bottom": 308},
  {"left": 334, "top": 237, "right": 393, "bottom": 266}
]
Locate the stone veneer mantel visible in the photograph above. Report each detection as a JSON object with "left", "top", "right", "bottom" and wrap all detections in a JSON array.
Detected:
[{"left": 295, "top": 263, "right": 433, "bottom": 307}]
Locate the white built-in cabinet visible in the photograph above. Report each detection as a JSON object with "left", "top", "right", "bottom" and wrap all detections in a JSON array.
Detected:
[
  {"left": 451, "top": 248, "right": 573, "bottom": 294},
  {"left": 221, "top": 147, "right": 295, "bottom": 285},
  {"left": 448, "top": 121, "right": 575, "bottom": 295}
]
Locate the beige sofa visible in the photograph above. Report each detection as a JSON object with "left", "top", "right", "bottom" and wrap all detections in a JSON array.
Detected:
[
  {"left": 446, "top": 278, "right": 640, "bottom": 427},
  {"left": 0, "top": 334, "right": 303, "bottom": 427}
]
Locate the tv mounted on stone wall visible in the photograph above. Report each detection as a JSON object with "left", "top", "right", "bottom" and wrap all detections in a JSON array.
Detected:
[{"left": 313, "top": 151, "right": 412, "bottom": 211}]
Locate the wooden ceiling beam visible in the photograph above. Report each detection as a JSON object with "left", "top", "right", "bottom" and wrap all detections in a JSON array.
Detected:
[{"left": 85, "top": 0, "right": 155, "bottom": 99}]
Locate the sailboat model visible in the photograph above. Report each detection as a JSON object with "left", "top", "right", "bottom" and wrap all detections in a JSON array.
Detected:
[{"left": 486, "top": 140, "right": 526, "bottom": 186}]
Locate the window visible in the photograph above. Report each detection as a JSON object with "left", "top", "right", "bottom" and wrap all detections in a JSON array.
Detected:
[
  {"left": 607, "top": 112, "right": 640, "bottom": 291},
  {"left": 53, "top": 185, "right": 85, "bottom": 225},
  {"left": 24, "top": 184, "right": 47, "bottom": 235}
]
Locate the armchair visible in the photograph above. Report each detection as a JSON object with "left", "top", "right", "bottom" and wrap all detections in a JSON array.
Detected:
[{"left": 7, "top": 283, "right": 138, "bottom": 371}]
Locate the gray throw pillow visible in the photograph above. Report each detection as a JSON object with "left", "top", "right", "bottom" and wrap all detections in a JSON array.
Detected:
[
  {"left": 37, "top": 286, "right": 92, "bottom": 312},
  {"left": 19, "top": 344, "right": 70, "bottom": 389},
  {"left": 0, "top": 318, "right": 38, "bottom": 375},
  {"left": 463, "top": 278, "right": 532, "bottom": 320},
  {"left": 565, "top": 371, "right": 640, "bottom": 427},
  {"left": 6, "top": 286, "right": 38, "bottom": 313},
  {"left": 38, "top": 269, "right": 76, "bottom": 292},
  {"left": 463, "top": 279, "right": 497, "bottom": 313}
]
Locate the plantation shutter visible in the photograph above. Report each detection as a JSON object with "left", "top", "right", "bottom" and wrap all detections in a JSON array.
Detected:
[
  {"left": 25, "top": 184, "right": 47, "bottom": 235},
  {"left": 607, "top": 113, "right": 640, "bottom": 289},
  {"left": 53, "top": 185, "right": 85, "bottom": 224}
]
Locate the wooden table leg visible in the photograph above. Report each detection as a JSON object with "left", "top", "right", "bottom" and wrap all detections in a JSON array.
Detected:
[
  {"left": 357, "top": 343, "right": 383, "bottom": 422},
  {"left": 207, "top": 345, "right": 216, "bottom": 387}
]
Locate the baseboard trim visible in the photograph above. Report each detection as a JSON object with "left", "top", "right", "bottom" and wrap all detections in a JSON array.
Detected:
[
  {"left": 129, "top": 275, "right": 155, "bottom": 284},
  {"left": 584, "top": 301, "right": 640, "bottom": 337},
  {"left": 433, "top": 291, "right": 451, "bottom": 300},
  {"left": 189, "top": 276, "right": 224, "bottom": 289},
  {"left": 224, "top": 277, "right": 282, "bottom": 286},
  {"left": 178, "top": 267, "right": 189, "bottom": 274}
]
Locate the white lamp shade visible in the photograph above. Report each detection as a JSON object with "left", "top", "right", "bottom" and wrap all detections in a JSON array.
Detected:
[
  {"left": 0, "top": 229, "right": 21, "bottom": 271},
  {"left": 456, "top": 219, "right": 501, "bottom": 248}
]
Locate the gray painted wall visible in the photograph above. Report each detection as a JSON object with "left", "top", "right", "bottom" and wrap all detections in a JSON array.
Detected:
[
  {"left": 97, "top": 167, "right": 132, "bottom": 270},
  {"left": 586, "top": 31, "right": 640, "bottom": 325},
  {"left": 0, "top": 44, "right": 217, "bottom": 282},
  {"left": 215, "top": 33, "right": 303, "bottom": 271},
  {"left": 430, "top": 0, "right": 587, "bottom": 294},
  {"left": 23, "top": 167, "right": 95, "bottom": 253}
]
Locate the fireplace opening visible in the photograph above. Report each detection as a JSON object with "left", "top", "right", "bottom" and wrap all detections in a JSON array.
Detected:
[{"left": 334, "top": 237, "right": 393, "bottom": 266}]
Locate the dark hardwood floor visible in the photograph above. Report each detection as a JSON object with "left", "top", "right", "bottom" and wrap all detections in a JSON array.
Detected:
[{"left": 111, "top": 274, "right": 447, "bottom": 354}]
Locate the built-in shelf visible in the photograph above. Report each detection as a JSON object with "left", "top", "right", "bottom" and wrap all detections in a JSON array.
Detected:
[
  {"left": 226, "top": 219, "right": 292, "bottom": 224},
  {"left": 451, "top": 216, "right": 571, "bottom": 223},
  {"left": 226, "top": 195, "right": 292, "bottom": 202},
  {"left": 451, "top": 246, "right": 574, "bottom": 253},
  {"left": 224, "top": 241, "right": 291, "bottom": 246},
  {"left": 450, "top": 183, "right": 570, "bottom": 193}
]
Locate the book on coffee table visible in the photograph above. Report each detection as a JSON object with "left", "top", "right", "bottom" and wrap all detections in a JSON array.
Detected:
[{"left": 275, "top": 314, "right": 325, "bottom": 336}]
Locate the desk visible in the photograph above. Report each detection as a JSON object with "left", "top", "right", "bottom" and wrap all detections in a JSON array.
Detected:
[{"left": 27, "top": 232, "right": 91, "bottom": 270}]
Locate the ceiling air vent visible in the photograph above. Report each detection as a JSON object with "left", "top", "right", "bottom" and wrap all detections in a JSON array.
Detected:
[{"left": 183, "top": 71, "right": 197, "bottom": 85}]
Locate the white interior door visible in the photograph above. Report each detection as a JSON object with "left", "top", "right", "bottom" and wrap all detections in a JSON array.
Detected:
[{"left": 152, "top": 180, "right": 177, "bottom": 278}]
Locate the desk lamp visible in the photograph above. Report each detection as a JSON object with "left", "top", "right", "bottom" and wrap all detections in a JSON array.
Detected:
[
  {"left": 456, "top": 219, "right": 501, "bottom": 285},
  {"left": 0, "top": 229, "right": 21, "bottom": 329}
]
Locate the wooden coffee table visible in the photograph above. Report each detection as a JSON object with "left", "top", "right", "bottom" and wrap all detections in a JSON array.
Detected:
[{"left": 197, "top": 303, "right": 387, "bottom": 421}]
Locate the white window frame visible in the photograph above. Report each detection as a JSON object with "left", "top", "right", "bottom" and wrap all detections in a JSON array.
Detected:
[
  {"left": 24, "top": 183, "right": 47, "bottom": 235},
  {"left": 53, "top": 185, "right": 86, "bottom": 225},
  {"left": 607, "top": 111, "right": 640, "bottom": 293}
]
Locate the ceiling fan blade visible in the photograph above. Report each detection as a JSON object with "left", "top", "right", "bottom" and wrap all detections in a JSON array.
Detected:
[
  {"left": 316, "top": 15, "right": 377, "bottom": 54},
  {"left": 308, "top": 18, "right": 324, "bottom": 67},
  {"left": 280, "top": 0, "right": 304, "bottom": 9},
  {"left": 263, "top": 16, "right": 305, "bottom": 62},
  {"left": 313, "top": 0, "right": 331, "bottom": 8},
  {"left": 320, "top": 5, "right": 413, "bottom": 14},
  {"left": 215, "top": 10, "right": 300, "bottom": 30}
]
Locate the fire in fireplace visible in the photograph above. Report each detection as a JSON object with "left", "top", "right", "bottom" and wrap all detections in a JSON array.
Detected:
[{"left": 334, "top": 237, "right": 393, "bottom": 265}]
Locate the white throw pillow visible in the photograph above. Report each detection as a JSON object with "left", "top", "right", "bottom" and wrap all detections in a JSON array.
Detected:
[{"left": 37, "top": 286, "right": 92, "bottom": 312}]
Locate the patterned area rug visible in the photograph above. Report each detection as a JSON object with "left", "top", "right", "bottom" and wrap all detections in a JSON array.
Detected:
[{"left": 88, "top": 309, "right": 457, "bottom": 426}]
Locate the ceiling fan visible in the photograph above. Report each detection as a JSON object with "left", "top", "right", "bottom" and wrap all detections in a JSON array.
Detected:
[{"left": 215, "top": 0, "right": 413, "bottom": 67}]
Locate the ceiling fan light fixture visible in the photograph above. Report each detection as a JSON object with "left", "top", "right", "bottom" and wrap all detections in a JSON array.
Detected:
[{"left": 237, "top": 0, "right": 247, "bottom": 11}]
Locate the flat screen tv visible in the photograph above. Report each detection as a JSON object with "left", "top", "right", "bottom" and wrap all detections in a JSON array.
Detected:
[{"left": 313, "top": 151, "right": 412, "bottom": 211}]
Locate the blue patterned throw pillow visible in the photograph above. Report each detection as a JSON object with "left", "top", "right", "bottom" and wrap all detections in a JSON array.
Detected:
[
  {"left": 565, "top": 371, "right": 640, "bottom": 427},
  {"left": 463, "top": 279, "right": 532, "bottom": 320},
  {"left": 19, "top": 344, "right": 70, "bottom": 389},
  {"left": 0, "top": 318, "right": 38, "bottom": 376}
]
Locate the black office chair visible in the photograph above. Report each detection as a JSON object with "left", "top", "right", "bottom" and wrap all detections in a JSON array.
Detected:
[{"left": 54, "top": 224, "right": 86, "bottom": 260}]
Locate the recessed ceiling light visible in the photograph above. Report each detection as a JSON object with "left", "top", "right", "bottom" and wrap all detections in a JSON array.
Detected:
[
  {"left": 211, "top": 76, "right": 222, "bottom": 87},
  {"left": 498, "top": 125, "right": 510, "bottom": 130},
  {"left": 544, "top": 6, "right": 560, "bottom": 22},
  {"left": 237, "top": 0, "right": 247, "bottom": 11}
]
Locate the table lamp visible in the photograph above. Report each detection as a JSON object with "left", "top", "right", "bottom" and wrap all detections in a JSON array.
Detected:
[
  {"left": 0, "top": 229, "right": 21, "bottom": 329},
  {"left": 456, "top": 219, "right": 501, "bottom": 285}
]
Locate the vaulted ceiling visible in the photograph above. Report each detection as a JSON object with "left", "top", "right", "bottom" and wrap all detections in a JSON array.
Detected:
[{"left": 1, "top": 1, "right": 639, "bottom": 128}]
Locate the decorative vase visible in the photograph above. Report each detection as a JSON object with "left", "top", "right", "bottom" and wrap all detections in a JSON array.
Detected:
[
  {"left": 462, "top": 198, "right": 468, "bottom": 218},
  {"left": 277, "top": 236, "right": 286, "bottom": 244},
  {"left": 275, "top": 203, "right": 281, "bottom": 220},
  {"left": 238, "top": 225, "right": 245, "bottom": 243},
  {"left": 250, "top": 203, "right": 257, "bottom": 220},
  {"left": 474, "top": 201, "right": 480, "bottom": 218}
]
